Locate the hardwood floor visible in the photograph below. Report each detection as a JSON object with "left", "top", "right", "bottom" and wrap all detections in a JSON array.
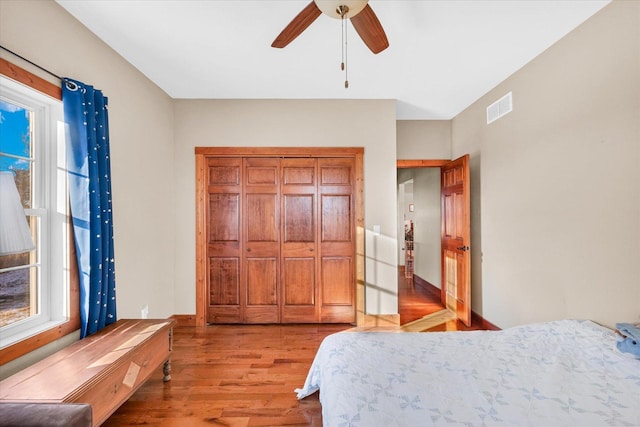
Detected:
[
  {"left": 398, "top": 269, "right": 491, "bottom": 332},
  {"left": 103, "top": 324, "right": 350, "bottom": 427},
  {"left": 105, "top": 271, "right": 490, "bottom": 426},
  {"left": 397, "top": 270, "right": 445, "bottom": 325}
]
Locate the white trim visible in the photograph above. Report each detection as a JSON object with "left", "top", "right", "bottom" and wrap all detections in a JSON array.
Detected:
[{"left": 0, "top": 75, "right": 67, "bottom": 348}]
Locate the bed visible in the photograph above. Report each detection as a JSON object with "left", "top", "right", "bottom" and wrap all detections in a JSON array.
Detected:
[{"left": 296, "top": 320, "right": 640, "bottom": 426}]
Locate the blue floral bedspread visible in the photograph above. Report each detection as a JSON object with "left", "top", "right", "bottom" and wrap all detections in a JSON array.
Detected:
[{"left": 295, "top": 320, "right": 640, "bottom": 426}]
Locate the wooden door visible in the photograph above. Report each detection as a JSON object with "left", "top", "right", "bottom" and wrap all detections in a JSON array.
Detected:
[
  {"left": 205, "top": 157, "right": 243, "bottom": 323},
  {"left": 318, "top": 158, "right": 355, "bottom": 323},
  {"left": 198, "top": 149, "right": 359, "bottom": 326},
  {"left": 243, "top": 158, "right": 280, "bottom": 323},
  {"left": 281, "top": 158, "right": 318, "bottom": 322},
  {"left": 441, "top": 155, "right": 471, "bottom": 326}
]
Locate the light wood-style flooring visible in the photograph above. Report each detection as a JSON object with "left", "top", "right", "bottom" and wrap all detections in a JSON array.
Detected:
[{"left": 104, "top": 271, "right": 488, "bottom": 426}]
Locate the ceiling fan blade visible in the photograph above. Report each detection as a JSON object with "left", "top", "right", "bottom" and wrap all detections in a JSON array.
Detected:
[
  {"left": 350, "top": 4, "right": 389, "bottom": 54},
  {"left": 271, "top": 1, "right": 322, "bottom": 48}
]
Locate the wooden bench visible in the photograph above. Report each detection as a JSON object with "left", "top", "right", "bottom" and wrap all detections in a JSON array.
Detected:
[{"left": 0, "top": 319, "right": 175, "bottom": 426}]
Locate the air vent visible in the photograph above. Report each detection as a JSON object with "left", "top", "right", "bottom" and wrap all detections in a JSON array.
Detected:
[{"left": 486, "top": 91, "right": 513, "bottom": 124}]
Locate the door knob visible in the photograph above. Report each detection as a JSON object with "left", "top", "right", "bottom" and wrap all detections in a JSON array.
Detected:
[
  {"left": 456, "top": 245, "right": 470, "bottom": 251},
  {"left": 246, "top": 248, "right": 251, "bottom": 252}
]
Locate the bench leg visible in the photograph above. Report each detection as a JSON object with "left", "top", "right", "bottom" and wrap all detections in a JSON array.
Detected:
[{"left": 163, "top": 359, "right": 172, "bottom": 382}]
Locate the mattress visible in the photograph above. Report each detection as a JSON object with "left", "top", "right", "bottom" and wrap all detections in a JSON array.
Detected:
[{"left": 296, "top": 320, "right": 640, "bottom": 426}]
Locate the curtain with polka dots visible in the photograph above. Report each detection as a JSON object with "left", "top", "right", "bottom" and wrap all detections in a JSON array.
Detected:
[{"left": 63, "top": 78, "right": 116, "bottom": 338}]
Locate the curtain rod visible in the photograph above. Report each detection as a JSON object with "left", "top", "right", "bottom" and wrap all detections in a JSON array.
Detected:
[{"left": 0, "top": 45, "right": 62, "bottom": 81}]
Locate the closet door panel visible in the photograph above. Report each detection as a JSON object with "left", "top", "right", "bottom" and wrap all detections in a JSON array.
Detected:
[
  {"left": 321, "top": 195, "right": 351, "bottom": 242},
  {"left": 203, "top": 153, "right": 356, "bottom": 325},
  {"left": 206, "top": 158, "right": 242, "bottom": 323},
  {"left": 321, "top": 256, "right": 354, "bottom": 321},
  {"left": 246, "top": 258, "right": 278, "bottom": 305},
  {"left": 283, "top": 258, "right": 315, "bottom": 305},
  {"left": 209, "top": 258, "right": 240, "bottom": 305},
  {"left": 243, "top": 158, "right": 280, "bottom": 323},
  {"left": 318, "top": 158, "right": 355, "bottom": 323},
  {"left": 208, "top": 194, "right": 239, "bottom": 242},
  {"left": 283, "top": 195, "right": 314, "bottom": 242},
  {"left": 281, "top": 158, "right": 318, "bottom": 323},
  {"left": 246, "top": 194, "right": 278, "bottom": 242}
]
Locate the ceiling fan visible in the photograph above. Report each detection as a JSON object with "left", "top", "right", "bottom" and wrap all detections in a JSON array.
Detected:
[{"left": 271, "top": 0, "right": 389, "bottom": 54}]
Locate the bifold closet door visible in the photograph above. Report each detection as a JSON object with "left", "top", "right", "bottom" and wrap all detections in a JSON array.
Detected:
[
  {"left": 205, "top": 155, "right": 355, "bottom": 325},
  {"left": 206, "top": 157, "right": 243, "bottom": 323},
  {"left": 281, "top": 158, "right": 319, "bottom": 323},
  {"left": 318, "top": 158, "right": 355, "bottom": 323},
  {"left": 243, "top": 158, "right": 280, "bottom": 323}
]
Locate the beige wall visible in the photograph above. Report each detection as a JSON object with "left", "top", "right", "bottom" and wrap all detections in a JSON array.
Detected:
[
  {"left": 452, "top": 0, "right": 640, "bottom": 328},
  {"left": 412, "top": 168, "right": 441, "bottom": 288},
  {"left": 0, "top": 0, "right": 176, "bottom": 375},
  {"left": 397, "top": 120, "right": 451, "bottom": 159},
  {"left": 172, "top": 99, "right": 399, "bottom": 315}
]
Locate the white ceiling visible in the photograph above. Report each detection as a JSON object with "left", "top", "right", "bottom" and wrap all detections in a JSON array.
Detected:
[{"left": 56, "top": 0, "right": 609, "bottom": 120}]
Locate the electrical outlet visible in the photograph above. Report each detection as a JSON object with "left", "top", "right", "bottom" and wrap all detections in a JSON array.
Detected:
[{"left": 141, "top": 305, "right": 149, "bottom": 319}]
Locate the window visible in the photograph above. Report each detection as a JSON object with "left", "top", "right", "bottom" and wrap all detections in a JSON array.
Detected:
[
  {"left": 0, "top": 98, "right": 37, "bottom": 329},
  {"left": 0, "top": 59, "right": 78, "bottom": 363}
]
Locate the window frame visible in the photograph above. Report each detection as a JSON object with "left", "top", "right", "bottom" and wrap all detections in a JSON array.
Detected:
[{"left": 0, "top": 58, "right": 79, "bottom": 365}]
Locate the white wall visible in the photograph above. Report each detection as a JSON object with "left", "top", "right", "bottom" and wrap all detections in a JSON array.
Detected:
[
  {"left": 172, "top": 99, "right": 398, "bottom": 315},
  {"left": 452, "top": 0, "right": 640, "bottom": 328}
]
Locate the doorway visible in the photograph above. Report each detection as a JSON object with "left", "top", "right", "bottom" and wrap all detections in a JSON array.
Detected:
[
  {"left": 397, "top": 168, "right": 443, "bottom": 324},
  {"left": 397, "top": 157, "right": 471, "bottom": 327}
]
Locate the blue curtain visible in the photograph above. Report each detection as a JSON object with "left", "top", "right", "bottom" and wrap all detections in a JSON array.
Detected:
[{"left": 62, "top": 78, "right": 116, "bottom": 338}]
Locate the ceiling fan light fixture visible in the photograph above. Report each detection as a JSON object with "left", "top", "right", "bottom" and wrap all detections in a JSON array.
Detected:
[{"left": 314, "top": 0, "right": 368, "bottom": 19}]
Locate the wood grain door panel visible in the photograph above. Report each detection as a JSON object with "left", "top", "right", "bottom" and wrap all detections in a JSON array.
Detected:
[
  {"left": 206, "top": 158, "right": 243, "bottom": 323},
  {"left": 441, "top": 155, "right": 471, "bottom": 326},
  {"left": 202, "top": 153, "right": 357, "bottom": 325},
  {"left": 283, "top": 195, "right": 314, "bottom": 242},
  {"left": 207, "top": 257, "right": 241, "bottom": 323},
  {"left": 209, "top": 258, "right": 240, "bottom": 305},
  {"left": 318, "top": 158, "right": 355, "bottom": 323},
  {"left": 208, "top": 194, "right": 240, "bottom": 242},
  {"left": 283, "top": 258, "right": 315, "bottom": 305},
  {"left": 321, "top": 257, "right": 352, "bottom": 304},
  {"left": 244, "top": 158, "right": 280, "bottom": 323},
  {"left": 246, "top": 194, "right": 278, "bottom": 242},
  {"left": 282, "top": 257, "right": 316, "bottom": 322},
  {"left": 281, "top": 158, "right": 318, "bottom": 323},
  {"left": 245, "top": 257, "right": 279, "bottom": 323},
  {"left": 321, "top": 195, "right": 352, "bottom": 241}
]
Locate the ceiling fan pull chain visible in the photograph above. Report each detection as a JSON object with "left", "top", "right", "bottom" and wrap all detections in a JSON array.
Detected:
[
  {"left": 336, "top": 5, "right": 349, "bottom": 89},
  {"left": 341, "top": 11, "right": 345, "bottom": 71},
  {"left": 343, "top": 10, "right": 349, "bottom": 88}
]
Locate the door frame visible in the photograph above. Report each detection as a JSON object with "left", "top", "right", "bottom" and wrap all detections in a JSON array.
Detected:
[{"left": 195, "top": 147, "right": 364, "bottom": 327}]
